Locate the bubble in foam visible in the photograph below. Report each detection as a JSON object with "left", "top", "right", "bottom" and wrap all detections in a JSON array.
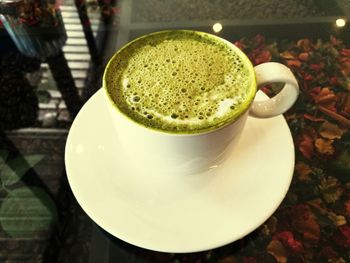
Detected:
[
  {"left": 132, "top": 95, "right": 140, "bottom": 102},
  {"left": 171, "top": 113, "right": 178, "bottom": 119}
]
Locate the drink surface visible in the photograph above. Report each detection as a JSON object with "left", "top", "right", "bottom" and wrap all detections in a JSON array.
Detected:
[{"left": 104, "top": 30, "right": 256, "bottom": 134}]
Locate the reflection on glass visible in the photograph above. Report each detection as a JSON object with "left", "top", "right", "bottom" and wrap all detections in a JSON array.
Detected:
[
  {"left": 335, "top": 18, "right": 346, "bottom": 28},
  {"left": 212, "top": 22, "right": 223, "bottom": 33},
  {"left": 0, "top": 0, "right": 67, "bottom": 60}
]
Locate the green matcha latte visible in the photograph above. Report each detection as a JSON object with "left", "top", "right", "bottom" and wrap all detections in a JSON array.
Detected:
[{"left": 104, "top": 30, "right": 256, "bottom": 134}]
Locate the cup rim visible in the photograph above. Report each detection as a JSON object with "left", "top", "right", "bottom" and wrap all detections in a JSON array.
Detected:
[{"left": 103, "top": 29, "right": 257, "bottom": 136}]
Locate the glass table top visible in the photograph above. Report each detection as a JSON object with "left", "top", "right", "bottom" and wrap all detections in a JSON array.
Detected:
[{"left": 0, "top": 0, "right": 350, "bottom": 262}]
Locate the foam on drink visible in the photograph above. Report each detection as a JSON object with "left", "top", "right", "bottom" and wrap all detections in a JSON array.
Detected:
[{"left": 105, "top": 31, "right": 255, "bottom": 133}]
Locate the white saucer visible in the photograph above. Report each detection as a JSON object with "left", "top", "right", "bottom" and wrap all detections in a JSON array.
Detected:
[{"left": 65, "top": 89, "right": 295, "bottom": 253}]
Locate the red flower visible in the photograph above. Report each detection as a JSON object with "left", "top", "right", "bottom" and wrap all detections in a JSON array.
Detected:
[
  {"left": 340, "top": 49, "right": 350, "bottom": 57},
  {"left": 248, "top": 49, "right": 272, "bottom": 65},
  {"left": 310, "top": 63, "right": 325, "bottom": 72},
  {"left": 339, "top": 56, "right": 349, "bottom": 63},
  {"left": 254, "top": 49, "right": 272, "bottom": 65},
  {"left": 309, "top": 87, "right": 337, "bottom": 111},
  {"left": 290, "top": 204, "right": 320, "bottom": 241},
  {"left": 252, "top": 34, "right": 265, "bottom": 48},
  {"left": 19, "top": 17, "right": 28, "bottom": 24},
  {"left": 297, "top": 39, "right": 312, "bottom": 52},
  {"left": 298, "top": 52, "right": 309, "bottom": 61},
  {"left": 304, "top": 74, "right": 314, "bottom": 82},
  {"left": 274, "top": 231, "right": 303, "bottom": 253},
  {"left": 330, "top": 77, "right": 338, "bottom": 85},
  {"left": 286, "top": 60, "right": 302, "bottom": 68},
  {"left": 298, "top": 135, "right": 314, "bottom": 159},
  {"left": 333, "top": 225, "right": 350, "bottom": 248},
  {"left": 234, "top": 40, "right": 246, "bottom": 50},
  {"left": 345, "top": 200, "right": 350, "bottom": 216},
  {"left": 340, "top": 60, "right": 350, "bottom": 76},
  {"left": 297, "top": 127, "right": 316, "bottom": 159},
  {"left": 260, "top": 86, "right": 271, "bottom": 96},
  {"left": 340, "top": 225, "right": 350, "bottom": 245},
  {"left": 310, "top": 86, "right": 321, "bottom": 97}
]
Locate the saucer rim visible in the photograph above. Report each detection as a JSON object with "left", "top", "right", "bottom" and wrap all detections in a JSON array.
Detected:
[{"left": 65, "top": 89, "right": 295, "bottom": 253}]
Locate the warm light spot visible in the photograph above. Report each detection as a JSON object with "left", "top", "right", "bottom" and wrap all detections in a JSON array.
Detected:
[
  {"left": 212, "top": 23, "right": 223, "bottom": 33},
  {"left": 336, "top": 18, "right": 346, "bottom": 28}
]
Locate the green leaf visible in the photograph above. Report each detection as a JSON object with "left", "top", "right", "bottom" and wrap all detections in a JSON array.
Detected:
[
  {"left": 0, "top": 155, "right": 44, "bottom": 186},
  {"left": 0, "top": 187, "right": 57, "bottom": 238}
]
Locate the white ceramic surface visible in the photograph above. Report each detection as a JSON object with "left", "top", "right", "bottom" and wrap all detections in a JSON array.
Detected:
[
  {"left": 104, "top": 62, "right": 298, "bottom": 175},
  {"left": 103, "top": 31, "right": 299, "bottom": 175},
  {"left": 65, "top": 89, "right": 295, "bottom": 253},
  {"left": 252, "top": 62, "right": 299, "bottom": 118}
]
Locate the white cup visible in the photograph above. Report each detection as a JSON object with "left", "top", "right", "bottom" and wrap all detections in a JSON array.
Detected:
[{"left": 103, "top": 31, "right": 299, "bottom": 175}]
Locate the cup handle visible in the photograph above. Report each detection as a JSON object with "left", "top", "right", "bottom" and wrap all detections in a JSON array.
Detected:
[{"left": 250, "top": 62, "right": 299, "bottom": 118}]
